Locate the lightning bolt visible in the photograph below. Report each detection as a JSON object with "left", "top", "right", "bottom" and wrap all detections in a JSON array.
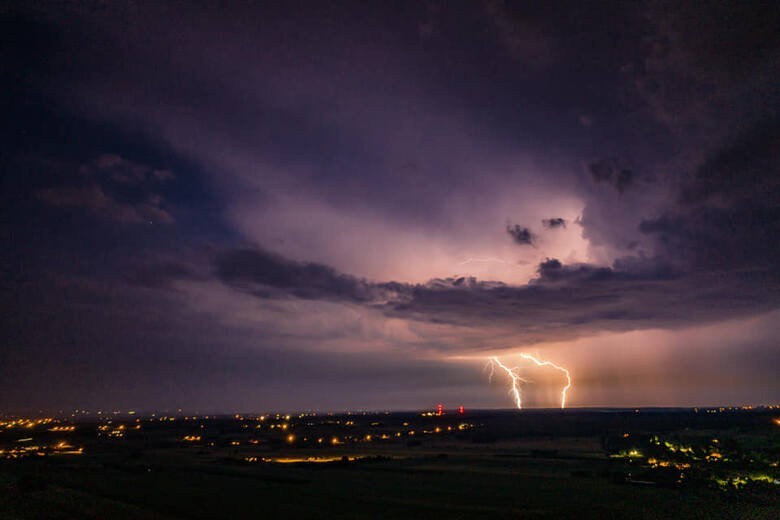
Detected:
[
  {"left": 484, "top": 359, "right": 495, "bottom": 382},
  {"left": 488, "top": 356, "right": 528, "bottom": 410},
  {"left": 488, "top": 353, "right": 572, "bottom": 409},
  {"left": 518, "top": 353, "right": 572, "bottom": 409}
]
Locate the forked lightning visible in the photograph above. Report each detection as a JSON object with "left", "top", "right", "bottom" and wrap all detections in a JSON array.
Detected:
[{"left": 488, "top": 353, "right": 572, "bottom": 409}]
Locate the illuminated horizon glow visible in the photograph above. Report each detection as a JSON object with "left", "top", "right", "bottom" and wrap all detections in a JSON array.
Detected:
[{"left": 488, "top": 353, "right": 572, "bottom": 410}]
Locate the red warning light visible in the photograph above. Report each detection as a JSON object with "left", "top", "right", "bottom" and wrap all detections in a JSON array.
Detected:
[
  {"left": 436, "top": 404, "right": 443, "bottom": 416},
  {"left": 458, "top": 405, "right": 464, "bottom": 414}
]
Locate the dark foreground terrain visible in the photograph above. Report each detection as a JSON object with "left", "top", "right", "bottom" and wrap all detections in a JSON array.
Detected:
[{"left": 1, "top": 407, "right": 779, "bottom": 519}]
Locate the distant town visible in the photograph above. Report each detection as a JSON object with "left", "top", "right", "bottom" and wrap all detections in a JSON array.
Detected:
[{"left": 2, "top": 406, "right": 779, "bottom": 489}]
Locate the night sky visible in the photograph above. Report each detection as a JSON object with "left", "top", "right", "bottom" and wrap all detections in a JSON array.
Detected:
[{"left": 2, "top": 2, "right": 780, "bottom": 413}]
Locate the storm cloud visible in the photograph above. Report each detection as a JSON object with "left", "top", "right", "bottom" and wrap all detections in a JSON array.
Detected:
[
  {"left": 183, "top": 246, "right": 780, "bottom": 349},
  {"left": 2, "top": 2, "right": 779, "bottom": 411},
  {"left": 585, "top": 159, "right": 633, "bottom": 193}
]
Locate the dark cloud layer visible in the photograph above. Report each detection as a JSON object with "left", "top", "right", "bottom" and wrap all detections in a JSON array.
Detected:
[
  {"left": 585, "top": 159, "right": 633, "bottom": 193},
  {"left": 36, "top": 154, "right": 175, "bottom": 224},
  {"left": 197, "top": 246, "right": 779, "bottom": 348},
  {"left": 683, "top": 118, "right": 780, "bottom": 207},
  {"left": 640, "top": 117, "right": 780, "bottom": 272},
  {"left": 215, "top": 248, "right": 394, "bottom": 303}
]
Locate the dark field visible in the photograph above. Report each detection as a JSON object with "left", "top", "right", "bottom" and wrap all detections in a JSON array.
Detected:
[{"left": 1, "top": 408, "right": 779, "bottom": 519}]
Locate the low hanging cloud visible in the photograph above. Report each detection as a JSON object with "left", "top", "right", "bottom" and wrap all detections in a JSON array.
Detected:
[
  {"left": 138, "top": 245, "right": 780, "bottom": 349},
  {"left": 542, "top": 217, "right": 566, "bottom": 229},
  {"left": 506, "top": 223, "right": 536, "bottom": 245},
  {"left": 215, "top": 248, "right": 397, "bottom": 303}
]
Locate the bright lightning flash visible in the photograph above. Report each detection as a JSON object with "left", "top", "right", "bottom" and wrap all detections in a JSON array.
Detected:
[
  {"left": 488, "top": 357, "right": 528, "bottom": 409},
  {"left": 488, "top": 353, "right": 572, "bottom": 410},
  {"left": 518, "top": 353, "right": 572, "bottom": 409}
]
